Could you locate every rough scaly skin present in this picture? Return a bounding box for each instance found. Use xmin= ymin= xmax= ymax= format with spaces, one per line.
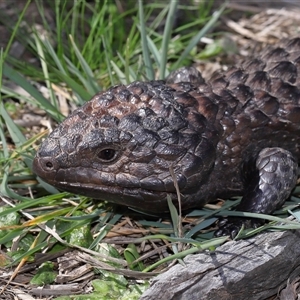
xmin=33 ymin=38 xmax=300 ymax=235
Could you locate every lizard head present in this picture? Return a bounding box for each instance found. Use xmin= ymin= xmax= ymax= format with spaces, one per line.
xmin=33 ymin=81 xmax=217 ymax=213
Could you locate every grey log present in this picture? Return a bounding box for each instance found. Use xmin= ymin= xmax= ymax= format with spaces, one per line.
xmin=140 ymin=230 xmax=300 ymax=300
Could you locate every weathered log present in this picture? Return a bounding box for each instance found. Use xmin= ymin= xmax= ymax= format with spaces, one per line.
xmin=140 ymin=230 xmax=300 ymax=300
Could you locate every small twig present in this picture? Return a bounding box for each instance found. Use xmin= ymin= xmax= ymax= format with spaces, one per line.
xmin=169 ymin=165 xmax=183 ymax=239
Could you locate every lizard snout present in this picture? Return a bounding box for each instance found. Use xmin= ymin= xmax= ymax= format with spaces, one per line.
xmin=32 ymin=155 xmax=59 ymax=182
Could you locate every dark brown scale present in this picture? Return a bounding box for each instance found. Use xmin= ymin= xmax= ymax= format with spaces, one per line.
xmin=33 ymin=38 xmax=300 ymax=237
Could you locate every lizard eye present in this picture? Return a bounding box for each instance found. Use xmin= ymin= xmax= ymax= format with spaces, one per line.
xmin=97 ymin=148 xmax=117 ymax=162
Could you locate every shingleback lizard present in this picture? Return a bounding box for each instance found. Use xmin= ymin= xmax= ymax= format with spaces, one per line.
xmin=33 ymin=38 xmax=300 ymax=237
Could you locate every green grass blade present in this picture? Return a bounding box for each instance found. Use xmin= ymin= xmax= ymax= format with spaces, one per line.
xmin=159 ymin=1 xmax=178 ymax=79
xmin=1 ymin=194 xmax=71 ymax=218
xmin=146 ymin=35 xmax=161 ymax=68
xmin=185 ymin=218 xmax=218 ymax=238
xmin=167 ymin=195 xmax=181 ymax=238
xmin=34 ymin=34 xmax=57 ymax=108
xmin=173 ymin=4 xmax=226 ymax=70
xmin=51 ymin=67 xmax=92 ymax=104
xmin=110 ymin=61 xmax=127 ymax=84
xmin=102 ymin=36 xmax=115 ymax=86
xmin=43 ymin=38 xmax=67 ymax=74
xmin=69 ymin=35 xmax=100 ymax=95
xmin=89 ymin=213 xmax=123 ymax=249
xmin=142 ymin=236 xmax=228 ymax=272
xmin=2 ymin=63 xmax=62 ymax=122
xmin=1 ymin=103 xmax=26 ymax=147
xmin=116 ymin=52 xmax=136 ymax=82
xmin=3 ymin=0 xmax=31 ymax=59
xmin=138 ymin=0 xmax=154 ymax=80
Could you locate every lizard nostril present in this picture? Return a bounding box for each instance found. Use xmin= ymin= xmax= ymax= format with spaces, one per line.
xmin=45 ymin=161 xmax=54 ymax=169
xmin=32 ymin=156 xmax=57 ymax=181
xmin=34 ymin=157 xmax=57 ymax=173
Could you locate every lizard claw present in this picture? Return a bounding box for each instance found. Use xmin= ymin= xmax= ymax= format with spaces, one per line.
xmin=214 ymin=217 xmax=264 ymax=239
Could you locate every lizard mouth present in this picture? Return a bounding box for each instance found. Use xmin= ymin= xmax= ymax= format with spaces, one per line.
xmin=33 ymin=156 xmax=175 ymax=213
xmin=56 ymin=181 xmax=171 ymax=212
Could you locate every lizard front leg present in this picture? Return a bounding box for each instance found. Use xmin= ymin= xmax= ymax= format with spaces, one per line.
xmin=215 ymin=147 xmax=298 ymax=238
